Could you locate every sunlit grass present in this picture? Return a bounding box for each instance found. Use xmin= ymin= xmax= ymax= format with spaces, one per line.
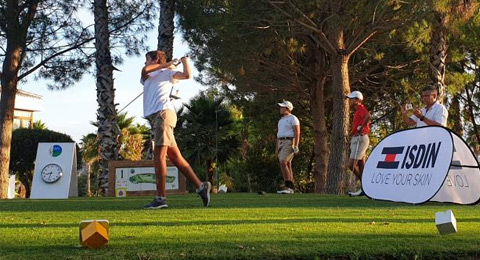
xmin=1 ymin=193 xmax=479 ymax=259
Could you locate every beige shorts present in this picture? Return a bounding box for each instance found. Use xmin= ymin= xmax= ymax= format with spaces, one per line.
xmin=350 ymin=135 xmax=369 ymax=160
xmin=277 ymin=139 xmax=294 ymax=162
xmin=148 ymin=109 xmax=177 ymax=147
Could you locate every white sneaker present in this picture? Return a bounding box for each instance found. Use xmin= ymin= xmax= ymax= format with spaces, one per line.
xmin=277 ymin=188 xmax=294 ymax=194
xmin=348 ymin=189 xmax=364 ymax=197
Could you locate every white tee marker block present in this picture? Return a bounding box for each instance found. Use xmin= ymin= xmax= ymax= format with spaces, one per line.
xmin=435 ymin=210 xmax=457 ymax=235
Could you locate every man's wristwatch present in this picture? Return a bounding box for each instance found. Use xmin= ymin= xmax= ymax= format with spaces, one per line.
xmin=420 ymin=115 xmax=425 ymax=121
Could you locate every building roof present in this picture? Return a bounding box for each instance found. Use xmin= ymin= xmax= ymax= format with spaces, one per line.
xmin=0 ymin=87 xmax=43 ymax=112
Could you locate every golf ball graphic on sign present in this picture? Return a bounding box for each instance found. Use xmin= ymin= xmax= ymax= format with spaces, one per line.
xmin=49 ymin=145 xmax=62 ymax=157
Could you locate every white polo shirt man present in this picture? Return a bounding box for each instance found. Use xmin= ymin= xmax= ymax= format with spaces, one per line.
xmin=276 ymin=101 xmax=300 ymax=194
xmin=410 ymin=101 xmax=448 ymax=127
xmin=401 ymin=86 xmax=448 ymax=128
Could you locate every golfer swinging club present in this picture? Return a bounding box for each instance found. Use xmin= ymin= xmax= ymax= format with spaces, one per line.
xmin=346 ymin=91 xmax=371 ymax=197
xmin=141 ymin=50 xmax=211 ymax=209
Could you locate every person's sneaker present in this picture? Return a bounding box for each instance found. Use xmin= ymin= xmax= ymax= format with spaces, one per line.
xmin=143 ymin=197 xmax=168 ymax=209
xmin=277 ymin=188 xmax=294 ymax=194
xmin=196 ymin=181 xmax=211 ymax=207
xmin=348 ymin=189 xmax=365 ymax=197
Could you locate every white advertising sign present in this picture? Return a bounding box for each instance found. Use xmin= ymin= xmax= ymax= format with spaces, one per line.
xmin=362 ymin=127 xmax=453 ymax=204
xmin=30 ymin=143 xmax=78 ymax=199
xmin=114 ymin=166 xmax=179 ymax=196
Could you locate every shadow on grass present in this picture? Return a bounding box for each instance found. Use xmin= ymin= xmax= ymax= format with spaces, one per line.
xmin=1 ymin=215 xmax=480 ymax=229
xmin=0 ymin=193 xmax=477 ymax=212
xmin=2 ymin=234 xmax=480 ymax=260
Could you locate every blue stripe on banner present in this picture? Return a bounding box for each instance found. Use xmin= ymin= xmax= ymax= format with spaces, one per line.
xmin=377 ymin=161 xmax=400 ymax=169
xmin=381 ymin=147 xmax=404 ymax=154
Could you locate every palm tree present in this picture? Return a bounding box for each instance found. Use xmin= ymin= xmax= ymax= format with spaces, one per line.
xmin=428 ymin=0 xmax=479 ymax=101
xmin=116 ymin=113 xmax=147 ymax=161
xmin=93 ymin=0 xmax=120 ymax=195
xmin=32 ymin=120 xmax=47 ymax=130
xmin=176 ymin=93 xmax=242 ymax=185
xmin=158 ymin=0 xmax=176 ymax=60
xmin=83 ymin=112 xmax=149 ymax=194
xmin=90 ymin=112 xmax=150 ymax=161
xmin=80 ymin=133 xmax=100 ymax=197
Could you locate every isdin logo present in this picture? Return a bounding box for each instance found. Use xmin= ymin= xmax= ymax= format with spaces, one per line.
xmin=377 ymin=142 xmax=442 ymax=170
xmin=49 ymin=145 xmax=62 ymax=157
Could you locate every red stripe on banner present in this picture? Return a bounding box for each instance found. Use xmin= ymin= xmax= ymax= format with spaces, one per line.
xmin=385 ymin=154 xmax=396 ymax=162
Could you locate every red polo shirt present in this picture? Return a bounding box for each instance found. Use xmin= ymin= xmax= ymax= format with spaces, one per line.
xmin=352 ymin=103 xmax=370 ymax=135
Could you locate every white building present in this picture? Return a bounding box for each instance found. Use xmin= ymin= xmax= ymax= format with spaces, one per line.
xmin=0 ymin=87 xmax=43 ymax=198
xmin=0 ymin=87 xmax=43 ymax=129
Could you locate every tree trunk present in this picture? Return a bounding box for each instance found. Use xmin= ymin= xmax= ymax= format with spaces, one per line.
xmin=206 ymin=159 xmax=214 ymax=184
xmin=87 ymin=163 xmax=91 ymax=197
xmin=428 ymin=13 xmax=448 ymax=101
xmin=324 ymin=23 xmax=351 ymax=194
xmin=0 ymin=0 xmax=39 ymax=199
xmin=94 ymin=0 xmax=119 ymax=196
xmin=326 ymin=54 xmax=350 ymax=195
xmin=311 ymin=83 xmax=328 ymax=193
xmin=465 ymin=84 xmax=480 ymax=147
xmin=158 ymin=0 xmax=176 ymax=61
xmin=450 ymin=93 xmax=463 ymax=136
xmin=308 ymin=42 xmax=329 ymax=193
xmin=0 ymin=65 xmax=18 ymax=199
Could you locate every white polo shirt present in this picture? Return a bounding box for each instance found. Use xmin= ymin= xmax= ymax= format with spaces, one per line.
xmin=277 ymin=114 xmax=300 ymax=138
xmin=141 ymin=69 xmax=178 ymax=117
xmin=410 ymin=101 xmax=448 ymax=127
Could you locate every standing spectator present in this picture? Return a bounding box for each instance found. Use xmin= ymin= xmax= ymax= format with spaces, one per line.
xmin=346 ymin=91 xmax=371 ymax=197
xmin=276 ymin=101 xmax=300 ymax=194
xmin=141 ymin=50 xmax=211 ymax=209
xmin=401 ymin=85 xmax=448 ymax=127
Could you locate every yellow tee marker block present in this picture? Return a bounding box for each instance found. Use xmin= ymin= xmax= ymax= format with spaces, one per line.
xmin=79 ymin=220 xmax=109 ymax=248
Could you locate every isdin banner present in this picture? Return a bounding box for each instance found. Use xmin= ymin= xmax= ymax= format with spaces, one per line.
xmin=362 ymin=126 xmax=480 ymax=205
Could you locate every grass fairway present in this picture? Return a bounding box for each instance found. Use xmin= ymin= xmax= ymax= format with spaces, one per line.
xmin=1 ymin=193 xmax=479 ymax=260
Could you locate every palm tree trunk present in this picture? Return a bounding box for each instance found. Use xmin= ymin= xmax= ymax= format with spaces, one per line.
xmin=94 ymin=0 xmax=119 ymax=195
xmin=465 ymin=84 xmax=480 ymax=147
xmin=428 ymin=0 xmax=479 ymax=102
xmin=450 ymin=93 xmax=463 ymax=135
xmin=428 ymin=13 xmax=448 ymax=101
xmin=158 ymin=0 xmax=175 ymax=61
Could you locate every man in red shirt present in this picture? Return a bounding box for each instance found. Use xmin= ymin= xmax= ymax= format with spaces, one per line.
xmin=346 ymin=91 xmax=371 ymax=196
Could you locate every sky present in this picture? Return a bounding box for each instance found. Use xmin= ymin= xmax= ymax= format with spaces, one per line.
xmin=20 ymin=33 xmax=205 ymax=143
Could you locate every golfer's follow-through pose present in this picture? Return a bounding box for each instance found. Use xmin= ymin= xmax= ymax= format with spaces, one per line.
xmin=346 ymin=91 xmax=371 ymax=197
xmin=141 ymin=50 xmax=211 ymax=209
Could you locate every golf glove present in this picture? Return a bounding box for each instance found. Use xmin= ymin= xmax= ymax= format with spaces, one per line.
xmin=293 ymin=146 xmax=299 ymax=154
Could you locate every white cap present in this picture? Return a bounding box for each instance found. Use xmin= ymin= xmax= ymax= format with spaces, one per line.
xmin=277 ymin=101 xmax=293 ymax=111
xmin=346 ymin=91 xmax=363 ymax=100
